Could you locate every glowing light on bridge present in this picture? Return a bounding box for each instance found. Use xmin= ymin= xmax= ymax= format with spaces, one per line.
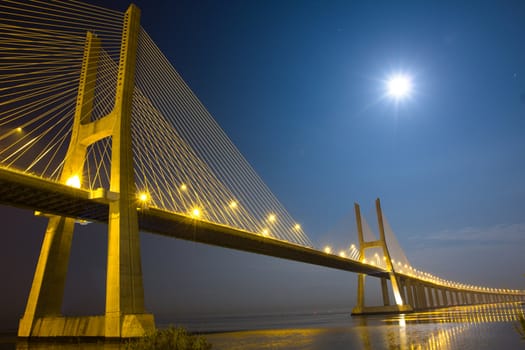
xmin=323 ymin=246 xmax=332 ymax=254
xmin=180 ymin=184 xmax=187 ymax=191
xmin=138 ymin=192 xmax=149 ymax=202
xmin=261 ymin=228 xmax=269 ymax=236
xmin=16 ymin=127 xmax=22 ymax=133
xmin=65 ymin=175 xmax=81 ymax=188
xmin=339 ymin=251 xmax=346 ymax=258
xmin=228 ymin=200 xmax=238 ymax=209
xmin=294 ymin=223 xmax=301 ymax=230
xmin=190 ymin=207 xmax=201 ymax=218
xmin=267 ymin=213 xmax=276 ymax=223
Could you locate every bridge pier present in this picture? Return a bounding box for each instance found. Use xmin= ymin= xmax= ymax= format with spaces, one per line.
xmin=398 ymin=278 xmax=407 ymax=305
xmin=18 ymin=4 xmax=154 ymax=339
xmin=405 ymin=279 xmax=415 ymax=307
xmin=427 ymin=286 xmax=435 ymax=307
xmin=18 ymin=217 xmax=76 ymax=337
xmin=441 ymin=288 xmax=449 ymax=307
xmin=351 ymin=200 xmax=412 ymax=315
xmin=419 ymin=284 xmax=429 ymax=309
xmin=381 ymin=278 xmax=391 ymax=306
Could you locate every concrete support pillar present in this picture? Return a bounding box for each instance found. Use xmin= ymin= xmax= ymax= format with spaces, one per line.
xmin=104 ymin=5 xmax=154 ymax=338
xmin=18 ymin=217 xmax=76 ymax=336
xmin=418 ymin=284 xmax=428 ymax=309
xmin=355 ymin=273 xmax=366 ymax=312
xmin=351 ymin=201 xmax=412 ymax=315
xmin=18 ymin=31 xmax=100 ymax=338
xmin=441 ymin=289 xmax=448 ymax=307
xmin=405 ymin=279 xmax=415 ymax=308
xmin=398 ymin=278 xmax=407 ymax=305
xmin=414 ymin=284 xmax=422 ymax=310
xmin=18 ymin=5 xmax=155 ymax=339
xmin=381 ymin=278 xmax=391 ymax=306
xmin=427 ymin=287 xmax=435 ymax=308
xmin=433 ymin=288 xmax=440 ymax=307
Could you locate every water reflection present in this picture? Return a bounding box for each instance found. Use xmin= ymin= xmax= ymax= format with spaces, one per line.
xmin=359 ymin=302 xmax=525 ymax=350
xmin=208 ymin=302 xmax=525 ymax=350
xmin=9 ymin=302 xmax=525 ymax=350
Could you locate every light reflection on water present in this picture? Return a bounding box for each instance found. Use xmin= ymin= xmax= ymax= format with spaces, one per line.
xmin=3 ymin=302 xmax=524 ymax=350
xmin=207 ymin=303 xmax=525 ymax=350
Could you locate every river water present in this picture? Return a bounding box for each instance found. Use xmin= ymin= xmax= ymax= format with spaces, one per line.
xmin=1 ymin=302 xmax=523 ymax=349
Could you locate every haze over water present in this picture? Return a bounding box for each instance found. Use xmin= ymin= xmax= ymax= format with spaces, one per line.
xmin=2 ymin=303 xmax=523 ymax=350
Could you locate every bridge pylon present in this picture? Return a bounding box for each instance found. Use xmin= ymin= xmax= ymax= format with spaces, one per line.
xmin=351 ymin=198 xmax=413 ymax=315
xmin=18 ymin=4 xmax=155 ymax=338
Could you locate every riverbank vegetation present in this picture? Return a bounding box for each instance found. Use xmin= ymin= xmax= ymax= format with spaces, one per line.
xmin=516 ymin=316 xmax=525 ymax=340
xmin=126 ymin=327 xmax=212 ymax=350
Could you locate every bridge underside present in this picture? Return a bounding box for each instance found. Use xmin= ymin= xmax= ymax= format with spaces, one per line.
xmin=0 ymin=167 xmax=386 ymax=277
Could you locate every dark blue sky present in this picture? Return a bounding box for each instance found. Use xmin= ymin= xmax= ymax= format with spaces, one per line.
xmin=2 ymin=0 xmax=525 ymax=329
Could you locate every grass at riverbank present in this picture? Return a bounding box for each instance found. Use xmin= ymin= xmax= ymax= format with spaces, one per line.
xmin=126 ymin=327 xmax=212 ymax=350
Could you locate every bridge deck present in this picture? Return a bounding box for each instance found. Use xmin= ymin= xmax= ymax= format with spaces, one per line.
xmin=0 ymin=167 xmax=386 ymax=277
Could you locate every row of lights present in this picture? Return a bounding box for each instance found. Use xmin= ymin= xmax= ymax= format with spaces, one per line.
xmin=321 ymin=241 xmax=524 ymax=295
xmin=137 ymin=189 xmax=302 ymax=237
xmin=66 ymin=177 xmax=304 ymax=237
xmin=64 ymin=173 xmax=525 ymax=297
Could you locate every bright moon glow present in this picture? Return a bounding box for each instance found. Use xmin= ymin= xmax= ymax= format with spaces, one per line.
xmin=387 ymin=74 xmax=412 ymax=100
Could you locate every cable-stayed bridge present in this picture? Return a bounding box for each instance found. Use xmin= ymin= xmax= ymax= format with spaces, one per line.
xmin=0 ymin=0 xmax=523 ymax=338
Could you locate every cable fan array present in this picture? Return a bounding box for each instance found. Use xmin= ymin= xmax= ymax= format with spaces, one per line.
xmin=0 ymin=0 xmax=122 ymax=185
xmin=0 ymin=0 xmax=313 ymax=247
xmin=132 ymin=29 xmax=312 ymax=246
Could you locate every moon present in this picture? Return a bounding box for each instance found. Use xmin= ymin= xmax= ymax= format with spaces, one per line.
xmin=386 ymin=74 xmax=413 ymax=100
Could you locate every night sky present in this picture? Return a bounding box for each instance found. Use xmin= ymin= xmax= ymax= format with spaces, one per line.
xmin=2 ymin=0 xmax=525 ymax=330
